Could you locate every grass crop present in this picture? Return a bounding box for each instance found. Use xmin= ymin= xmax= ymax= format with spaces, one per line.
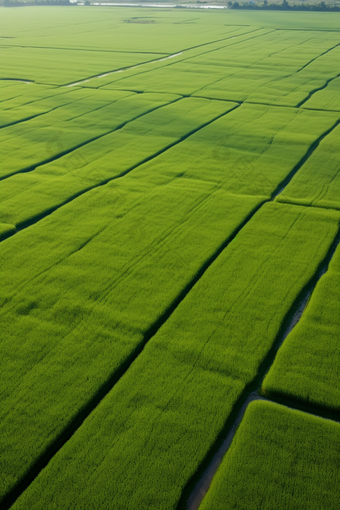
xmin=0 ymin=90 xmax=179 ymax=179
xmin=200 ymin=400 xmax=340 ymax=510
xmin=0 ymin=96 xmax=231 ymax=227
xmin=1 ymin=102 xmax=338 ymax=228
xmin=8 ymin=202 xmax=340 ymax=510
xmin=0 ymin=180 xmax=263 ymax=501
xmin=1 ymin=7 xmax=340 ymax=509
xmin=276 ymin=123 xmax=340 ymax=210
xmin=0 ymin=222 xmax=16 ymax=241
xmin=262 ymin=244 xmax=340 ymax=413
xmin=304 ymin=75 xmax=340 ymax=111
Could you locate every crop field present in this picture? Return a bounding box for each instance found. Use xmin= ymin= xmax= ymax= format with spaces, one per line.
xmin=199 ymin=400 xmax=340 ymax=510
xmin=262 ymin=243 xmax=340 ymax=413
xmin=0 ymin=6 xmax=340 ymax=510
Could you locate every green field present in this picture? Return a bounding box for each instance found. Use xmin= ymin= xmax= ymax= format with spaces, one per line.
xmin=200 ymin=400 xmax=340 ymax=510
xmin=262 ymin=243 xmax=340 ymax=413
xmin=1 ymin=6 xmax=340 ymax=510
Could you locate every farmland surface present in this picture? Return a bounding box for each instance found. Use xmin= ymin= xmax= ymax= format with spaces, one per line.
xmin=1 ymin=7 xmax=340 ymax=510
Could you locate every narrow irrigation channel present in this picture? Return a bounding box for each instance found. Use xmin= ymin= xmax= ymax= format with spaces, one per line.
xmin=181 ymin=228 xmax=340 ymax=510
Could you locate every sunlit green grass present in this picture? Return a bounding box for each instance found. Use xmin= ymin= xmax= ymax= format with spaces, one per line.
xmin=262 ymin=244 xmax=340 ymax=412
xmin=200 ymin=400 xmax=340 ymax=510
xmin=8 ymin=203 xmax=340 ymax=510
xmin=277 ymin=123 xmax=340 ymax=210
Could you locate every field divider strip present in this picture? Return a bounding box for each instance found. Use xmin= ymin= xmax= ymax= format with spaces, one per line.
xmin=298 ymin=72 xmax=340 ymax=108
xmin=0 ymin=196 xmax=266 ymax=510
xmin=180 ymin=225 xmax=340 ymax=510
xmin=91 ymin=28 xmax=269 ymax=90
xmin=1 ymin=103 xmax=241 ymax=241
xmin=284 ymin=42 xmax=340 ymax=78
xmin=2 ymin=108 xmax=337 ymax=505
xmin=272 ymin=118 xmax=340 ymax=198
xmin=0 ymin=96 xmax=182 ymax=183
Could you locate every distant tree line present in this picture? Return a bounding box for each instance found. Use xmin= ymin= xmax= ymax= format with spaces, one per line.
xmin=227 ymin=0 xmax=340 ymax=11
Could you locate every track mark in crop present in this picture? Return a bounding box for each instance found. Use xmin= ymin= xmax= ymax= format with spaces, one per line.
xmin=0 ymin=97 xmax=180 ymax=182
xmin=298 ymin=72 xmax=340 ymax=108
xmin=180 ymin=226 xmax=340 ymax=510
xmin=1 ymin=103 xmax=241 ymax=241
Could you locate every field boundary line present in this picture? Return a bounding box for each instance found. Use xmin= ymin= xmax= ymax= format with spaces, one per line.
xmin=0 ymin=103 xmax=241 ymax=241
xmin=88 ymin=29 xmax=270 ymax=91
xmin=179 ymin=225 xmax=340 ymax=510
xmin=0 ymin=96 xmax=181 ymax=183
xmin=298 ymin=72 xmax=340 ymax=108
xmin=0 ymin=196 xmax=265 ymax=510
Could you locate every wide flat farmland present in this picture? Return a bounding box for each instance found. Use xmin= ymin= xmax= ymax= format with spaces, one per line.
xmin=0 ymin=7 xmax=339 ymax=510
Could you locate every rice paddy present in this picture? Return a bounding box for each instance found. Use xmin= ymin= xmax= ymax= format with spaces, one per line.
xmin=1 ymin=6 xmax=339 ymax=510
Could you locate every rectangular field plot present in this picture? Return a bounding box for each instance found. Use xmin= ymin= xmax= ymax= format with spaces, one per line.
xmin=304 ymin=75 xmax=340 ymax=111
xmin=0 ymin=90 xmax=181 ymax=180
xmin=0 ymin=96 xmax=232 ymax=227
xmin=102 ymin=30 xmax=340 ymax=106
xmin=1 ymin=102 xmax=339 ymax=229
xmin=277 ymin=123 xmax=340 ymax=210
xmin=0 ymin=46 xmax=170 ymax=86
xmin=6 ymin=203 xmax=340 ymax=510
xmin=199 ymin=400 xmax=340 ymax=510
xmin=0 ymin=181 xmax=263 ymax=502
xmin=262 ymin=244 xmax=340 ymax=413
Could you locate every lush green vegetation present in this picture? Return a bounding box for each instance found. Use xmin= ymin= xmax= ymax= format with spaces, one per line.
xmin=200 ymin=400 xmax=340 ymax=510
xmin=0 ymin=183 xmax=263 ymax=500
xmin=1 ymin=7 xmax=340 ymax=509
xmin=8 ymin=203 xmax=340 ymax=509
xmin=2 ymin=101 xmax=338 ymax=228
xmin=262 ymin=244 xmax=340 ymax=412
xmin=277 ymin=123 xmax=340 ymax=210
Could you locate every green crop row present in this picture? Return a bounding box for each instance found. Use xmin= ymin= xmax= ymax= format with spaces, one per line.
xmin=101 ymin=30 xmax=340 ymax=107
xmin=1 ymin=102 xmax=338 ymax=228
xmin=304 ymin=75 xmax=340 ymax=111
xmin=200 ymin=400 xmax=340 ymax=510
xmin=0 ymin=177 xmax=263 ymax=500
xmin=0 ymin=90 xmax=180 ymax=179
xmin=8 ymin=202 xmax=340 ymax=509
xmin=0 ymin=96 xmax=231 ymax=227
xmin=0 ymin=86 xmax=133 ymax=128
xmin=262 ymin=243 xmax=340 ymax=413
xmin=277 ymin=123 xmax=340 ymax=210
xmin=0 ymin=46 xmax=170 ymax=86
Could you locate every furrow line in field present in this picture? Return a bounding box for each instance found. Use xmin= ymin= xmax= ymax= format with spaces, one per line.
xmin=272 ymin=118 xmax=340 ymax=198
xmin=0 ymin=197 xmax=265 ymax=510
xmin=64 ymin=29 xmax=264 ymax=88
xmin=298 ymin=72 xmax=340 ymax=108
xmin=3 ymin=112 xmax=336 ymax=504
xmin=286 ymin=42 xmax=340 ymax=77
xmin=0 ymin=44 xmax=168 ymax=55
xmin=80 ymin=29 xmax=268 ymax=92
xmin=181 ymin=227 xmax=340 ymax=510
xmin=0 ymin=99 xmax=87 ymax=129
xmin=0 ymin=96 xmax=181 ymax=183
xmin=0 ymin=103 xmax=241 ymax=241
